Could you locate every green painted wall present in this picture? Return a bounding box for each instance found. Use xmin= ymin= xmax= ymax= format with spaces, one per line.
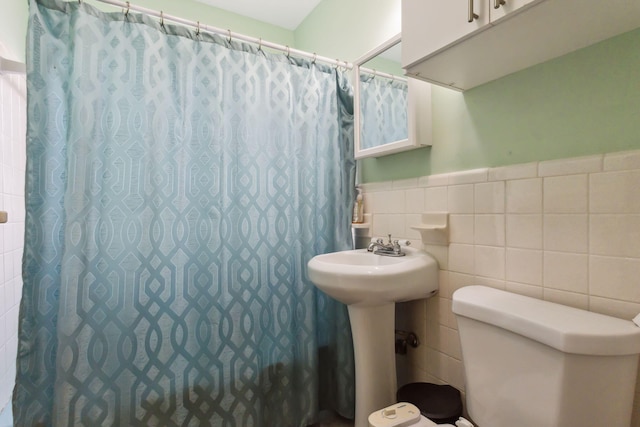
xmin=359 ymin=27 xmax=640 ymax=182
xmin=362 ymin=56 xmax=403 ymax=78
xmin=5 ymin=0 xmax=638 ymax=184
xmin=121 ymin=0 xmax=294 ymax=45
xmin=0 ymin=0 xmax=29 ymax=60
xmin=0 ymin=0 xmax=294 ymax=62
xmin=295 ymin=1 xmax=640 ymax=183
xmin=3 ymin=0 xmax=401 ymax=65
xmin=294 ymin=0 xmax=401 ymax=64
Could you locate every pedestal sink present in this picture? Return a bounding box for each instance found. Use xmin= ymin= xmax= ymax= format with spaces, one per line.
xmin=308 ymin=246 xmax=438 ymax=427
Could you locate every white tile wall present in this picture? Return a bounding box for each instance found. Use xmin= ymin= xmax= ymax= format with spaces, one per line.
xmin=362 ymin=148 xmax=640 ymax=426
xmin=0 ymin=71 xmax=26 ymax=411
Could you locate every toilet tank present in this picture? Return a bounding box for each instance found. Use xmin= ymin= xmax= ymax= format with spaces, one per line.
xmin=452 ymin=286 xmax=640 ymax=427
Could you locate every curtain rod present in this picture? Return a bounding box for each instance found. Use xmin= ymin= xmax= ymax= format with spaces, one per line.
xmin=92 ymin=0 xmax=352 ymax=69
xmin=0 ymin=56 xmax=26 ymax=74
xmin=359 ymin=69 xmax=407 ymax=83
xmin=91 ymin=0 xmax=407 ymax=82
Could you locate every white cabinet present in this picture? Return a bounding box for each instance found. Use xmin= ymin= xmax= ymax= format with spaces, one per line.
xmin=402 ymin=0 xmax=640 ymax=91
xmin=489 ymin=0 xmax=540 ymax=22
xmin=402 ymin=0 xmax=491 ymax=67
xmin=402 ymin=0 xmax=539 ymax=68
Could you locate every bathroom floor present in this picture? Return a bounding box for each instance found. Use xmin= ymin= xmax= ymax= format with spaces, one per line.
xmin=0 ymin=405 xmax=354 ymax=427
xmin=311 ymin=411 xmax=354 ymax=427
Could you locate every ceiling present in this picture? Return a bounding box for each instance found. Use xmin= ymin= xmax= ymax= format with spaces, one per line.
xmin=194 ymin=0 xmax=323 ymax=30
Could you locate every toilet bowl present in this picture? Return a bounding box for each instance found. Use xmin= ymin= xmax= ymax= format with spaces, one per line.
xmin=368 ymin=402 xmax=472 ymax=427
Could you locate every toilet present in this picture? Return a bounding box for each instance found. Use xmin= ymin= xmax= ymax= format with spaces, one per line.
xmin=452 ymin=285 xmax=640 ymax=427
xmin=370 ymin=285 xmax=640 ymax=427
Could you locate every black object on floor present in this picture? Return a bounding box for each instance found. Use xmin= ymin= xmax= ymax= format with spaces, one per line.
xmin=396 ymin=382 xmax=463 ymax=424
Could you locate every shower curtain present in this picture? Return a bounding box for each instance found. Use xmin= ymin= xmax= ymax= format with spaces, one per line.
xmin=359 ymin=75 xmax=408 ymax=149
xmin=15 ymin=0 xmax=356 ymax=425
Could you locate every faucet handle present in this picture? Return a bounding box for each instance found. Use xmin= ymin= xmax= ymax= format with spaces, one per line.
xmin=393 ymin=239 xmax=412 ymax=254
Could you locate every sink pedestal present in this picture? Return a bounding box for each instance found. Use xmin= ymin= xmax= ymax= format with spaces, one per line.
xmin=307 ymin=247 xmax=439 ymax=427
xmin=348 ymin=303 xmax=397 ymax=427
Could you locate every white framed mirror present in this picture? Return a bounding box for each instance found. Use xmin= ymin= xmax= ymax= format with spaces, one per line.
xmin=353 ymin=34 xmax=431 ymax=159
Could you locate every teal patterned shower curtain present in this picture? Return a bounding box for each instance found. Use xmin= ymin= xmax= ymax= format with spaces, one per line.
xmin=359 ymin=75 xmax=408 ymax=150
xmin=15 ymin=0 xmax=356 ymax=425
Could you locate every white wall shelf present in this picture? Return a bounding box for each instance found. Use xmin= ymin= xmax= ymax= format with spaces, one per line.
xmin=352 ymin=213 xmax=372 ymax=230
xmin=411 ymin=212 xmax=449 ymax=245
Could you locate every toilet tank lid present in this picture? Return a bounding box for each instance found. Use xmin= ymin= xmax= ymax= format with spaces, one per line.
xmin=452 ymin=286 xmax=640 ymax=356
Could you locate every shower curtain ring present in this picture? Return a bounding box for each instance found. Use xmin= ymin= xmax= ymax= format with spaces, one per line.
xmin=227 ymin=30 xmax=232 ymax=43
xmin=286 ymin=45 xmax=291 ymax=58
xmin=196 ymin=21 xmax=200 ymax=36
xmin=124 ymin=1 xmax=130 ymax=17
xmin=258 ymin=38 xmax=262 ymax=52
xmin=160 ymin=11 xmax=165 ymax=28
xmin=312 ymin=53 xmax=317 ymax=64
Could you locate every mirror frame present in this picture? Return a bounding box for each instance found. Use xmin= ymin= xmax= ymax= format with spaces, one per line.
xmin=353 ymin=34 xmax=427 ymax=160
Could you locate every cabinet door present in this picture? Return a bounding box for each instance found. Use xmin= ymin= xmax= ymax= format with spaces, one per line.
xmin=402 ymin=0 xmax=490 ymax=67
xmin=489 ymin=0 xmax=542 ymax=22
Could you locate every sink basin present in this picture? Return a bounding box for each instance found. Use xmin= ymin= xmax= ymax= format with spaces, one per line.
xmin=307 ymin=246 xmax=438 ymax=306
xmin=308 ymin=246 xmax=439 ymax=427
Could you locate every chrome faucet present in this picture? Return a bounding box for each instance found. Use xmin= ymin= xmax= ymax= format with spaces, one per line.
xmin=367 ymin=234 xmax=408 ymax=257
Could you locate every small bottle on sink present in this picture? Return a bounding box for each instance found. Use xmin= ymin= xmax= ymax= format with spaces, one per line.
xmin=352 ymin=187 xmax=364 ymax=224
